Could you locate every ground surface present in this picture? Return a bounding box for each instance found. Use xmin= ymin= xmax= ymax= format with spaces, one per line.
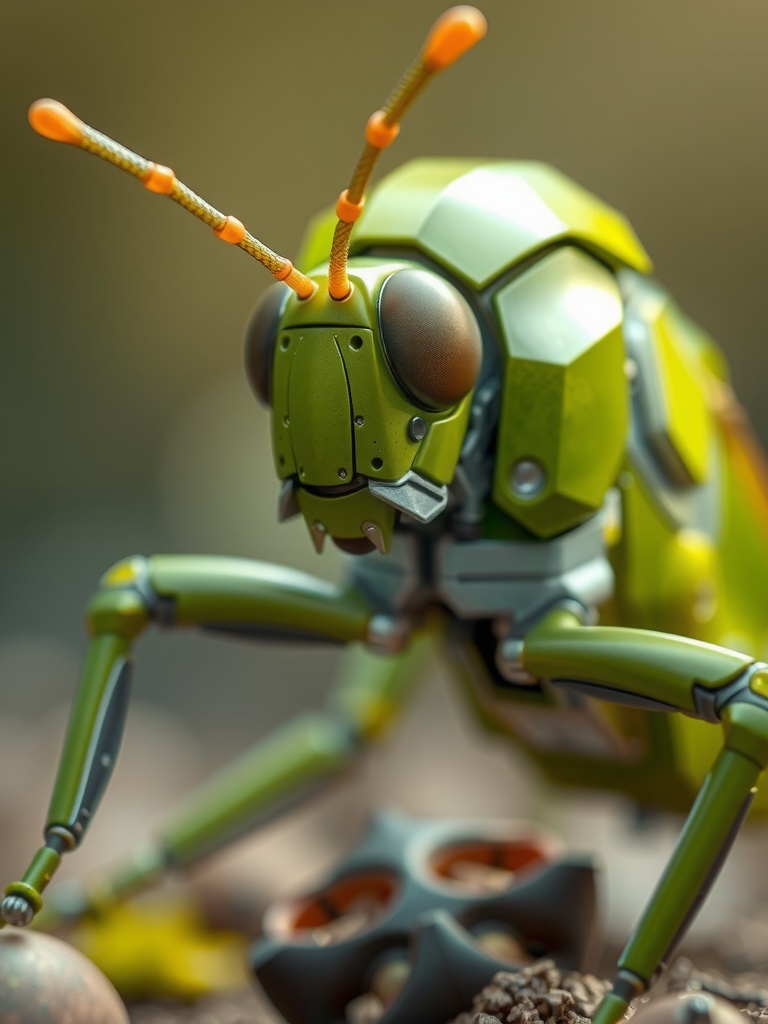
xmin=124 ymin=955 xmax=768 ymax=1024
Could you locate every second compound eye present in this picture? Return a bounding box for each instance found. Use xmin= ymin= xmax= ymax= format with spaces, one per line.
xmin=243 ymin=282 xmax=290 ymax=407
xmin=378 ymin=269 xmax=482 ymax=411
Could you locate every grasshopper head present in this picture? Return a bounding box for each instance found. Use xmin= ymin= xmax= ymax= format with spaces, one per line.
xmin=245 ymin=262 xmax=481 ymax=554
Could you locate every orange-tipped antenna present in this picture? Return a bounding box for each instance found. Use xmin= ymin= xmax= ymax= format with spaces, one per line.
xmin=28 ymin=99 xmax=316 ymax=300
xmin=327 ymin=6 xmax=487 ymax=300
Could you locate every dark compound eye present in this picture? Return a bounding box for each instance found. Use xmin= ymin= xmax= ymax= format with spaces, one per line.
xmin=378 ymin=269 xmax=482 ymax=411
xmin=243 ymin=282 xmax=290 ymax=407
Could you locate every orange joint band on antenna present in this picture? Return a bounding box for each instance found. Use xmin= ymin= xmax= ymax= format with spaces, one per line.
xmin=422 ymin=6 xmax=488 ymax=71
xmin=28 ymin=99 xmax=85 ymax=146
xmin=143 ymin=163 xmax=176 ymax=194
xmin=284 ymin=269 xmax=316 ymax=300
xmin=213 ymin=215 xmax=246 ymax=244
xmin=365 ymin=111 xmax=400 ymax=149
xmin=273 ymin=260 xmax=296 ymax=282
xmin=273 ymin=262 xmax=316 ymax=299
xmin=335 ymin=190 xmax=365 ymax=224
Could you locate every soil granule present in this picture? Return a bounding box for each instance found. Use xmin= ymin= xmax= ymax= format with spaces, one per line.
xmin=451 ymin=960 xmax=611 ymax=1024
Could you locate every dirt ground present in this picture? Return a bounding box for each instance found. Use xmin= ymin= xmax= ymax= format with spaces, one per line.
xmin=125 ymin=944 xmax=768 ymax=1024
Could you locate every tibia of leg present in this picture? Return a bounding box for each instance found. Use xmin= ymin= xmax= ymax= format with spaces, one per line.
xmin=592 ymin=744 xmax=762 ymax=1024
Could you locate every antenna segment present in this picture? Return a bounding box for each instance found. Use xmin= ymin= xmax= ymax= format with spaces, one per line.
xmin=28 ymin=99 xmax=316 ymax=300
xmin=327 ymin=6 xmax=487 ymax=300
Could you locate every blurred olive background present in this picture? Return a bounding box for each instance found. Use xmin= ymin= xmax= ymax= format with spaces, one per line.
xmin=2 ymin=0 xmax=768 ymax=937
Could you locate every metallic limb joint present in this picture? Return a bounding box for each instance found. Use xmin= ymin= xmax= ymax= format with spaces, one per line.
xmin=366 ymin=613 xmax=411 ymax=654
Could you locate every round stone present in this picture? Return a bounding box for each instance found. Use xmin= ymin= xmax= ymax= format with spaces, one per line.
xmin=0 ymin=929 xmax=129 ymax=1024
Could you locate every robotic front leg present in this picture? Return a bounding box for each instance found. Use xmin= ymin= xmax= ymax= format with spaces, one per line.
xmin=522 ymin=607 xmax=768 ymax=1024
xmin=2 ymin=553 xmax=424 ymax=927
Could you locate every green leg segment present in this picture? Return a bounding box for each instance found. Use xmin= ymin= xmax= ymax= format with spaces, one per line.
xmin=327 ymin=631 xmax=433 ymax=742
xmin=4 ymin=552 xmax=421 ymax=927
xmin=33 ymin=710 xmax=367 ymax=928
xmin=521 ymin=606 xmax=768 ymax=1024
xmin=592 ymin=746 xmax=761 ymax=1024
xmin=60 ymin=634 xmax=434 ymax=923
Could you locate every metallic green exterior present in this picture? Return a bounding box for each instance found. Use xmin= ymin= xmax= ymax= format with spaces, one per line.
xmin=611 ymin=749 xmax=761 ymax=1005
xmin=328 ymin=631 xmax=433 ymax=739
xmin=296 ymin=485 xmax=396 ymax=547
xmin=592 ymin=746 xmax=762 ymax=1024
xmin=492 ymin=247 xmax=628 ymax=537
xmin=148 ymin=555 xmax=371 ymax=641
xmin=163 ymin=713 xmax=358 ymax=865
xmin=300 ymin=159 xmax=652 ymax=288
xmin=722 ymin=701 xmax=768 ymax=767
xmin=635 ymin=284 xmax=712 ymax=486
xmin=39 ymin=552 xmax=377 ymax=871
xmin=284 ymin=331 xmax=354 ymax=486
xmin=47 ymin=634 xmax=129 ymax=829
xmin=522 ymin=608 xmax=752 ymax=711
xmin=28 ymin=610 xmax=432 ymax=933
xmin=7 ymin=850 xmax=60 ymax=910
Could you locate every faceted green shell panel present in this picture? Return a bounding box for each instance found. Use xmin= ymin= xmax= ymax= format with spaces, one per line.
xmin=636 ymin=289 xmax=713 ymax=487
xmin=492 ymin=247 xmax=628 ymax=537
xmin=299 ymin=159 xmax=652 ymax=288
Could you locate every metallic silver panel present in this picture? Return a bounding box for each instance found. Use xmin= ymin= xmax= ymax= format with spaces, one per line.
xmin=369 ymin=471 xmax=448 ymax=524
xmin=435 ymin=510 xmax=614 ymax=622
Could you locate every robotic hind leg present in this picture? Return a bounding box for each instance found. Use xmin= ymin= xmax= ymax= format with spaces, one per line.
xmin=2 ymin=553 xmax=428 ymax=927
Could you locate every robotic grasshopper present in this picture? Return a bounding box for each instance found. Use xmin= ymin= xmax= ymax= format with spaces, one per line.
xmin=5 ymin=6 xmax=768 ymax=1023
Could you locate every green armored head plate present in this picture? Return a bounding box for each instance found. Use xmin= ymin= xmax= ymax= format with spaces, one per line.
xmin=244 ymin=260 xmax=481 ymax=555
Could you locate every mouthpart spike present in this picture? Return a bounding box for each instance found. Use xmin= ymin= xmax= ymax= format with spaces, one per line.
xmin=422 ymin=6 xmax=488 ymax=71
xmin=309 ymin=521 xmax=327 ymax=554
xmin=362 ymin=520 xmax=388 ymax=555
xmin=278 ymin=479 xmax=301 ymax=522
xmin=28 ymin=99 xmax=85 ymax=146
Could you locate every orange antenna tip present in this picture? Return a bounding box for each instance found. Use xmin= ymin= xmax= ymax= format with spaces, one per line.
xmin=28 ymin=98 xmax=85 ymax=146
xmin=422 ymin=6 xmax=487 ymax=71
